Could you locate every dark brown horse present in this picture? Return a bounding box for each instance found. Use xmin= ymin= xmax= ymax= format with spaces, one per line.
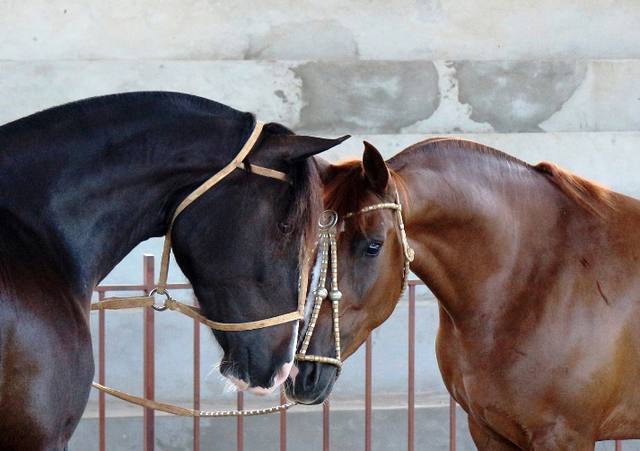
xmin=0 ymin=92 xmax=347 ymax=450
xmin=288 ymin=139 xmax=640 ymax=450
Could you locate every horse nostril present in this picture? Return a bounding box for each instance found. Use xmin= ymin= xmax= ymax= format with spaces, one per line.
xmin=297 ymin=363 xmax=321 ymax=390
xmin=311 ymin=366 xmax=321 ymax=387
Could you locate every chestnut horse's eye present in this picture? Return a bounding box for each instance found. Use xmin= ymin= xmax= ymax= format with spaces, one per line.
xmin=365 ymin=240 xmax=383 ymax=257
xmin=278 ymin=222 xmax=292 ymax=235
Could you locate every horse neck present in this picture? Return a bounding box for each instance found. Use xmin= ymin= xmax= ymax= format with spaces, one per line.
xmin=0 ymin=100 xmax=251 ymax=297
xmin=393 ymin=148 xmax=579 ymax=323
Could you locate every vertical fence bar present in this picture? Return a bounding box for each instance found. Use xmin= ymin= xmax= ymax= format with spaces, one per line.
xmin=615 ymin=441 xmax=623 ymax=451
xmin=98 ymin=291 xmax=106 ymax=451
xmin=143 ymin=255 xmax=155 ymax=451
xmin=280 ymin=389 xmax=287 ymax=451
xmin=365 ymin=335 xmax=373 ymax=451
xmin=237 ymin=392 xmax=244 ymax=451
xmin=408 ymin=284 xmax=416 ymax=451
xmin=323 ymin=400 xmax=331 ymax=451
xmin=449 ymin=397 xmax=457 ymax=451
xmin=193 ymin=316 xmax=201 ymax=451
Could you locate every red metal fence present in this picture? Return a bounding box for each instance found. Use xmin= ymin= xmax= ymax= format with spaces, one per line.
xmin=92 ymin=254 xmax=624 ymax=451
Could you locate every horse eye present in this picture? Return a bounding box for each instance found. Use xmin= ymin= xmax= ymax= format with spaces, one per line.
xmin=365 ymin=240 xmax=383 ymax=257
xmin=278 ymin=222 xmax=292 ymax=234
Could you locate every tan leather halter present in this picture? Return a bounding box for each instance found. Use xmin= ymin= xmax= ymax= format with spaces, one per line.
xmin=90 ymin=119 xmax=314 ymax=417
xmin=99 ymin=120 xmax=308 ymax=332
xmin=154 ymin=119 xmax=307 ymax=331
xmin=295 ymin=187 xmax=415 ymax=370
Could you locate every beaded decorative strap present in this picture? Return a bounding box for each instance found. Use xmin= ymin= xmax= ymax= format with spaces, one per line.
xmin=296 ymin=187 xmax=414 ymax=369
xmin=296 ymin=210 xmax=343 ymax=368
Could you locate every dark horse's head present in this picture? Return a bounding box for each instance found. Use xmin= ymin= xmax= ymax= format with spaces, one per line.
xmin=171 ymin=123 xmax=348 ymax=394
xmin=286 ymin=142 xmax=408 ymax=404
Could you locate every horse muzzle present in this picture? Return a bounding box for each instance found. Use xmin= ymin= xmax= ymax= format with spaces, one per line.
xmin=284 ymin=361 xmax=339 ymax=405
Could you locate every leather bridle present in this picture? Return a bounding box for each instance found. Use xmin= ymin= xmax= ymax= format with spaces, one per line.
xmin=151 ymin=119 xmax=309 ymax=331
xmin=91 ymin=119 xmax=314 ymax=417
xmin=295 ymin=187 xmax=415 ymax=370
xmin=94 ymin=120 xmax=307 ymax=331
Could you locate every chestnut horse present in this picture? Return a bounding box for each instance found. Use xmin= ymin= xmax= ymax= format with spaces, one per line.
xmin=0 ymin=92 xmax=347 ymax=450
xmin=288 ymin=139 xmax=640 ymax=450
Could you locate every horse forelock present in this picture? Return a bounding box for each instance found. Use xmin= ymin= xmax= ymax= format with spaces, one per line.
xmin=324 ymin=160 xmax=406 ymax=235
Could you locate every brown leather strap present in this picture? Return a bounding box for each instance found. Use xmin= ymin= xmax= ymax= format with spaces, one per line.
xmin=92 ymin=382 xmax=197 ymax=416
xmin=92 ymin=295 xmax=304 ymax=331
xmin=170 ymin=121 xmax=266 ymax=225
xmin=91 ymin=296 xmax=154 ymax=310
xmin=91 ymin=382 xmax=296 ymax=417
xmin=236 ymin=162 xmax=289 ymax=182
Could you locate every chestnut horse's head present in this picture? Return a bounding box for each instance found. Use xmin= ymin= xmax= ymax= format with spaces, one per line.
xmin=286 ymin=142 xmax=411 ymax=404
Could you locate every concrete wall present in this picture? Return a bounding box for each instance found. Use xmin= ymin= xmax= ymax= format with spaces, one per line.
xmin=2 ymin=1 xmax=639 ymax=449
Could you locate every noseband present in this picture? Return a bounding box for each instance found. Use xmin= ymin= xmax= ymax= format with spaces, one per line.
xmin=295 ymin=187 xmax=415 ymax=370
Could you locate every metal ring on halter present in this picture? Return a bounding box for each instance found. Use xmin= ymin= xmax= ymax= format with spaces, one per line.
xmin=149 ymin=288 xmax=171 ymax=311
xmin=318 ymin=210 xmax=339 ymax=229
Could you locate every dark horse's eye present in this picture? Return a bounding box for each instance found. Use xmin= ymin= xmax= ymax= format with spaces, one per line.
xmin=365 ymin=240 xmax=383 ymax=257
xmin=278 ymin=222 xmax=292 ymax=235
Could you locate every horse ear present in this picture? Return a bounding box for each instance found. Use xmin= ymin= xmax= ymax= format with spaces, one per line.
xmin=362 ymin=141 xmax=389 ymax=194
xmin=284 ymin=134 xmax=350 ymax=162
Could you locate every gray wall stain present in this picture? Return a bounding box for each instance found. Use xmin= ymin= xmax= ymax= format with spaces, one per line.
xmin=454 ymin=61 xmax=587 ymax=132
xmin=274 ymin=89 xmax=288 ymax=103
xmin=295 ymin=61 xmax=440 ymax=134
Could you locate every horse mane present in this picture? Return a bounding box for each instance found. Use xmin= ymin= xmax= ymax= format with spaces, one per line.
xmin=397 ymin=136 xmax=530 ymax=167
xmin=324 ymin=160 xmax=407 ymax=234
xmin=533 ymin=161 xmax=614 ymax=217
xmin=395 ymin=137 xmax=615 ymax=218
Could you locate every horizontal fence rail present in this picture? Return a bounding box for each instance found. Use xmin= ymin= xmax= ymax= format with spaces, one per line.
xmin=91 ymin=255 xmax=624 ymax=451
